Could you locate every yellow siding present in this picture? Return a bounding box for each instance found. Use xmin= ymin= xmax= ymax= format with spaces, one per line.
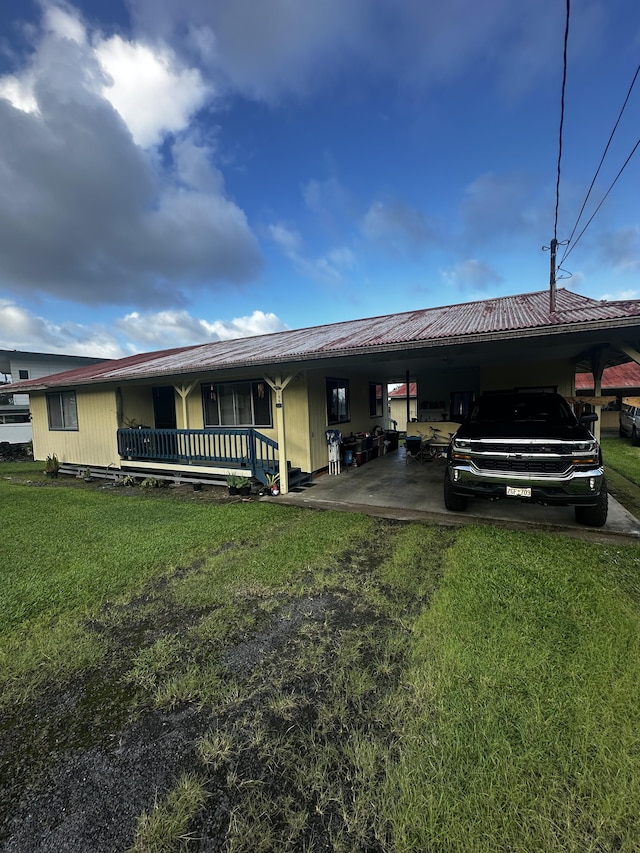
xmin=119 ymin=385 xmax=155 ymax=428
xmin=307 ymin=370 xmax=386 ymax=472
xmin=389 ymin=396 xmax=417 ymax=425
xmin=31 ymin=387 xmax=120 ymax=467
xmin=281 ymin=373 xmax=311 ymax=471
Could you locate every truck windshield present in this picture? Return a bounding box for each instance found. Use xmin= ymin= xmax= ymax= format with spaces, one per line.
xmin=468 ymin=394 xmax=574 ymax=423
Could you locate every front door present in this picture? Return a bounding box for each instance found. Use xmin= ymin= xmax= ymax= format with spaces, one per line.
xmin=153 ymin=386 xmax=177 ymax=429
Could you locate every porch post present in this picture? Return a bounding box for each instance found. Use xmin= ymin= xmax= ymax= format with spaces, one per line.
xmin=175 ymin=383 xmax=196 ymax=429
xmin=264 ymin=374 xmax=294 ymax=494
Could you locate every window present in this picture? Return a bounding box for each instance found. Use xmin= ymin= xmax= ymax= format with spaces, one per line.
xmin=369 ymin=383 xmax=383 ymax=417
xmin=202 ymin=381 xmax=272 ymax=427
xmin=326 ymin=378 xmax=350 ymax=424
xmin=450 ymin=391 xmax=475 ymax=420
xmin=46 ymin=391 xmax=78 ymax=430
xmin=18 ymin=370 xmax=29 ymax=380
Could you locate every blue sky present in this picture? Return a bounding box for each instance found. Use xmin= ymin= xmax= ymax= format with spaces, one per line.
xmin=0 ymin=0 xmax=639 ymax=358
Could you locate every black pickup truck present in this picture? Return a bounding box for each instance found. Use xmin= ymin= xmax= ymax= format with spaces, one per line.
xmin=443 ymin=389 xmax=608 ymax=527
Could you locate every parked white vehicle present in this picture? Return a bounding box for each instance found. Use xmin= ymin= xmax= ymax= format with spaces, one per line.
xmin=619 ymin=404 xmax=640 ymax=445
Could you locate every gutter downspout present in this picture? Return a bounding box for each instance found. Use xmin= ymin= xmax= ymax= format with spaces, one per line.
xmin=264 ymin=374 xmax=294 ymax=494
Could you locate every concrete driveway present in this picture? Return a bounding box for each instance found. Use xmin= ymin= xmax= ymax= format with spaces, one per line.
xmin=278 ymin=447 xmax=640 ymax=543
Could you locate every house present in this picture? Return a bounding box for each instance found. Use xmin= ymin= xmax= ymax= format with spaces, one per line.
xmin=575 ymin=362 xmax=640 ymax=429
xmin=388 ymin=383 xmax=417 ymax=425
xmin=0 ymin=349 xmax=108 ymax=445
xmin=6 ymin=287 xmax=640 ymax=493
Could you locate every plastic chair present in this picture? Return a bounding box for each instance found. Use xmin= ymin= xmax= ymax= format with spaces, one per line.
xmin=405 ymin=435 xmax=427 ymax=464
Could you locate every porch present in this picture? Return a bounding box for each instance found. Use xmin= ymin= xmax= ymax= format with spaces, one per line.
xmin=116 ymin=427 xmax=309 ymax=487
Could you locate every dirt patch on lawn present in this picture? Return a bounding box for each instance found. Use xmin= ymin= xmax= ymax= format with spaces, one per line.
xmin=0 ymin=526 xmax=438 ymax=852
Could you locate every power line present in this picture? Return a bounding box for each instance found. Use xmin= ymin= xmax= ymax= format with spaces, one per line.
xmin=547 ymin=0 xmax=571 ymax=312
xmin=559 ymin=63 xmax=640 ymax=267
xmin=561 ymin=135 xmax=640 ymax=266
xmin=553 ymin=0 xmax=571 ymax=243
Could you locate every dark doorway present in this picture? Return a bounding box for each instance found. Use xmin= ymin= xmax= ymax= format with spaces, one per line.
xmin=153 ymin=386 xmax=177 ymax=429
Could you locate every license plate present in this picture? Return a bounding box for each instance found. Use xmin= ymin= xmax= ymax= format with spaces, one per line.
xmin=506 ymin=485 xmax=532 ymax=498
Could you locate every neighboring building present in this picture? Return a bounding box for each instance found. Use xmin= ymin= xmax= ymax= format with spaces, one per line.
xmin=388 ymin=383 xmax=417 ymax=425
xmin=6 ymin=287 xmax=640 ymax=492
xmin=575 ymin=362 xmax=640 ymax=429
xmin=0 ymin=349 xmax=108 ymax=444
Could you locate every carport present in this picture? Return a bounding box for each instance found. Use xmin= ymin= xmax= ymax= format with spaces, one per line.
xmin=277 ymin=443 xmax=640 ymax=542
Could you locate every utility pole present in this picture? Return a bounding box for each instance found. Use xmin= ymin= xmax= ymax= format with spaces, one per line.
xmin=549 ymin=237 xmax=557 ymax=313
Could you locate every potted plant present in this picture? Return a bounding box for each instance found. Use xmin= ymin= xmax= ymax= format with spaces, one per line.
xmin=226 ymin=474 xmax=250 ymax=496
xmin=44 ymin=453 xmax=60 ymax=478
xmin=266 ymin=472 xmax=280 ymax=496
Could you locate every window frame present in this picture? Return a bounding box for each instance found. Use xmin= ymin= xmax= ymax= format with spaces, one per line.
xmin=18 ymin=369 xmax=29 ymax=380
xmin=46 ymin=390 xmax=78 ymax=431
xmin=369 ymin=382 xmax=383 ymax=418
xmin=201 ymin=380 xmax=273 ymax=428
xmin=326 ymin=377 xmax=351 ymax=425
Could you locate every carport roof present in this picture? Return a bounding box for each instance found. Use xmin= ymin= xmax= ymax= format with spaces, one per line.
xmin=7 ymin=287 xmax=640 ymax=391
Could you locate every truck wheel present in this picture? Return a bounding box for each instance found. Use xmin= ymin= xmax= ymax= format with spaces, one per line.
xmin=444 ymin=469 xmax=468 ymax=512
xmin=575 ymin=480 xmax=608 ymax=528
xmin=632 ymin=427 xmax=640 ymax=447
xmin=619 ymin=423 xmax=625 ymax=437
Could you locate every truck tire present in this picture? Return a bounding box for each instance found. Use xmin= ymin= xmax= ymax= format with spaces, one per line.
xmin=444 ymin=469 xmax=468 ymax=512
xmin=632 ymin=427 xmax=640 ymax=447
xmin=575 ymin=480 xmax=608 ymax=527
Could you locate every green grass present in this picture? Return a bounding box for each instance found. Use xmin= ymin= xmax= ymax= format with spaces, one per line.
xmin=600 ymin=436 xmax=640 ymax=517
xmin=2 ymin=463 xmax=640 ymax=851
xmin=386 ymin=525 xmax=640 ymax=852
xmin=0 ymin=468 xmax=372 ymax=707
xmin=601 ymin=435 xmax=640 ymax=487
xmin=128 ymin=774 xmax=208 ymax=853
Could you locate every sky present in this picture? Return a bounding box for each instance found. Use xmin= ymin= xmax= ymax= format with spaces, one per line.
xmin=0 ymin=0 xmax=639 ymax=360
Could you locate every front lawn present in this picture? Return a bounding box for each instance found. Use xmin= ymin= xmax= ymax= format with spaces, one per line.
xmin=601 ymin=435 xmax=640 ymax=517
xmin=1 ymin=464 xmax=639 ymax=852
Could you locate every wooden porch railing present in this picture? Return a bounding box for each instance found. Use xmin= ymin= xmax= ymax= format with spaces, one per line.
xmin=117 ymin=428 xmax=279 ymax=483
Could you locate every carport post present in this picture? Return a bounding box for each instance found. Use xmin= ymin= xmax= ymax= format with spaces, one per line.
xmin=589 ymin=350 xmax=606 ymax=442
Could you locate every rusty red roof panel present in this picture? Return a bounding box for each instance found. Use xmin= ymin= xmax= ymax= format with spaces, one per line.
xmin=389 ymin=383 xmax=417 ymax=397
xmin=7 ymin=288 xmax=640 ymax=390
xmin=576 ymin=361 xmax=640 ymax=390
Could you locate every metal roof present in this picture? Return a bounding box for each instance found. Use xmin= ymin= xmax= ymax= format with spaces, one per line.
xmin=575 ymin=361 xmax=640 ymax=391
xmin=389 ymin=383 xmax=417 ymax=398
xmin=8 ymin=288 xmax=640 ymax=391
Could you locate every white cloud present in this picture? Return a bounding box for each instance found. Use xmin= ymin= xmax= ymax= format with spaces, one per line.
xmin=267 ymin=223 xmax=303 ymax=257
xmin=43 ymin=4 xmax=86 ymax=44
xmin=267 ymin=223 xmax=355 ymax=284
xmin=0 ymin=74 xmax=39 ymax=113
xmin=600 ymin=289 xmax=640 ymax=302
xmin=0 ymin=301 xmax=124 ymax=358
xmin=95 ymin=36 xmax=210 ymax=148
xmin=0 ymin=6 xmax=261 ymax=306
xmin=0 ymin=301 xmax=288 ymax=358
xmin=117 ymin=308 xmax=287 ymax=348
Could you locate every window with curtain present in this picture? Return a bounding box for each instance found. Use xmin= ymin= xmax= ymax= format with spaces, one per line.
xmin=326 ymin=378 xmax=350 ymax=424
xmin=46 ymin=391 xmax=78 ymax=430
xmin=202 ymin=381 xmax=272 ymax=427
